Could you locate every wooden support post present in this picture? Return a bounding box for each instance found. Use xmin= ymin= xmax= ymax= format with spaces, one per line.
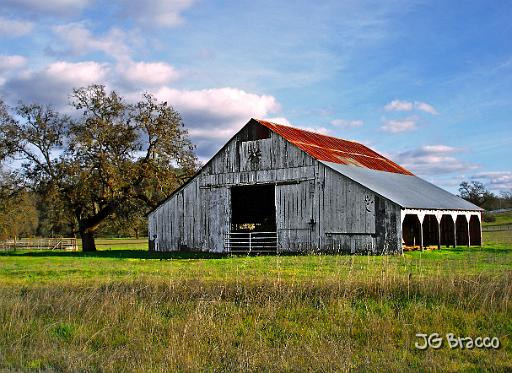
xmin=467 ymin=219 xmax=471 ymax=247
xmin=437 ymin=221 xmax=441 ymax=250
xmin=420 ymin=221 xmax=424 ymax=251
xmin=479 ymin=214 xmax=482 ymax=247
xmin=453 ymin=218 xmax=457 ymax=248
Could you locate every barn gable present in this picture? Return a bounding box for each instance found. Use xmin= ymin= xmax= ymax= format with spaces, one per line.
xmin=148 ymin=118 xmax=482 ymax=254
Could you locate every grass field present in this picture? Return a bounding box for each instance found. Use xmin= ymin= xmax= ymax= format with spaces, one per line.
xmin=483 ymin=210 xmax=512 ymax=227
xmin=0 ymin=231 xmax=511 ymax=371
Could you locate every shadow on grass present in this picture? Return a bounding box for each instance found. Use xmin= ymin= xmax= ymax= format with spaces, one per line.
xmin=408 ymin=245 xmax=512 ymax=256
xmin=0 ymin=249 xmax=227 ymax=260
xmin=2 ymin=245 xmax=510 ymax=260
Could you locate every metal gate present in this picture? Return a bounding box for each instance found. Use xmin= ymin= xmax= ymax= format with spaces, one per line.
xmin=224 ymin=231 xmax=278 ymax=254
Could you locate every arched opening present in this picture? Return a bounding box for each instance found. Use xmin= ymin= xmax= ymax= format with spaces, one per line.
xmin=469 ymin=215 xmax=481 ymax=246
xmin=456 ymin=215 xmax=469 ymax=246
xmin=422 ymin=215 xmax=439 ymax=247
xmin=440 ymin=215 xmax=455 ymax=247
xmin=402 ymin=214 xmax=421 ymax=247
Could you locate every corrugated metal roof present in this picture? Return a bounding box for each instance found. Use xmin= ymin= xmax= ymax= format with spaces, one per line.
xmin=255 ymin=119 xmax=413 ymax=175
xmin=320 ymin=161 xmax=483 ymax=211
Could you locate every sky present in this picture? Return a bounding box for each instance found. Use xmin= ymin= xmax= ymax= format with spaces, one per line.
xmin=1 ymin=0 xmax=511 ymax=194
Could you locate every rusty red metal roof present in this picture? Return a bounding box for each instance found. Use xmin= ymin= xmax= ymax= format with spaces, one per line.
xmin=255 ymin=119 xmax=414 ymax=175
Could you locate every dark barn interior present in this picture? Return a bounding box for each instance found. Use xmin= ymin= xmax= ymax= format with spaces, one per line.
xmin=402 ymin=214 xmax=421 ymax=246
xmin=422 ymin=215 xmax=439 ymax=247
xmin=456 ymin=215 xmax=469 ymax=246
xmin=469 ymin=215 xmax=481 ymax=246
xmin=231 ymin=184 xmax=276 ymax=232
xmin=229 ymin=184 xmax=277 ymax=253
xmin=440 ymin=215 xmax=455 ymax=246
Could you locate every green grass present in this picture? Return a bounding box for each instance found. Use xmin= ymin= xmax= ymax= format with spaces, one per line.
xmin=483 ymin=210 xmax=512 ymax=227
xmin=77 ymin=237 xmax=148 ymax=250
xmin=0 ymin=232 xmax=511 ymax=371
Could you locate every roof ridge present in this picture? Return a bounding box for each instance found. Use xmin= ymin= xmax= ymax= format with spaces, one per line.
xmin=255 ymin=118 xmax=362 ymax=144
xmin=254 ymin=118 xmax=413 ymax=175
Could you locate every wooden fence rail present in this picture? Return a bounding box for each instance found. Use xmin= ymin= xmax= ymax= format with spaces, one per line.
xmin=482 ymin=224 xmax=512 ymax=232
xmin=0 ymin=238 xmax=78 ymax=251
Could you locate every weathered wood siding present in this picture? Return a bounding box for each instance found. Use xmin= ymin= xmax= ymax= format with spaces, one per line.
xmin=148 ymin=120 xmax=402 ymax=254
xmin=276 ymin=180 xmax=314 ymax=252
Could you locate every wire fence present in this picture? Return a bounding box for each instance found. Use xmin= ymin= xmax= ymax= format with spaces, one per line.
xmin=0 ymin=238 xmax=78 ymax=251
xmin=482 ymin=224 xmax=512 ymax=232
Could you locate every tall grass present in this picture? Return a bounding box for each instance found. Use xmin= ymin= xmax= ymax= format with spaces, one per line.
xmin=1 ymin=268 xmax=511 ymax=371
xmin=0 ymin=233 xmax=511 ymax=371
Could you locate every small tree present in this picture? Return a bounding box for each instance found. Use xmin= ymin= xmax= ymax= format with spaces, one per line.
xmin=0 ymin=171 xmax=38 ymax=240
xmin=0 ymin=85 xmax=197 ymax=251
xmin=458 ymin=181 xmax=496 ymax=209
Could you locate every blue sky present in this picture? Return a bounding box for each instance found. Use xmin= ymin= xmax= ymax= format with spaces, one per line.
xmin=1 ymin=0 xmax=511 ymax=193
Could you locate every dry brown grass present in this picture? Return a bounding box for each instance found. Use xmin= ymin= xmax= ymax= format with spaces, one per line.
xmin=1 ymin=270 xmax=511 ymax=372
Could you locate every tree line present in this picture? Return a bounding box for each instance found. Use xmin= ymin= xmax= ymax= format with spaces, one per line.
xmin=458 ymin=181 xmax=512 ymax=211
xmin=0 ymin=85 xmax=197 ymax=251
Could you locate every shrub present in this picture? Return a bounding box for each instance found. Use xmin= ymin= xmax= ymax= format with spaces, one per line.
xmin=483 ymin=213 xmax=496 ymax=223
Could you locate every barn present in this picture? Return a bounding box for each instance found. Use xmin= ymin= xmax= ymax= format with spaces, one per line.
xmin=148 ymin=118 xmax=482 ymax=254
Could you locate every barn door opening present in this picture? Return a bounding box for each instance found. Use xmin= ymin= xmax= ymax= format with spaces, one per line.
xmin=227 ymin=184 xmax=277 ymax=253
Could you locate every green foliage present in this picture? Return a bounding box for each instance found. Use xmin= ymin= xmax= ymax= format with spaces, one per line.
xmin=50 ymin=323 xmax=74 ymax=342
xmin=459 ymin=181 xmax=496 ymax=209
xmin=0 ymin=86 xmax=197 ymax=250
xmin=482 ymin=212 xmax=496 ymax=223
xmin=0 ymin=172 xmax=38 ymax=239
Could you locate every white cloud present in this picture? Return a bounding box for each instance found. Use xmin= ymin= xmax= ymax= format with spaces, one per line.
xmin=330 ymin=118 xmax=364 ymax=128
xmin=384 ymin=99 xmax=438 ymax=115
xmin=52 ymin=23 xmax=132 ymax=61
xmin=0 ymin=55 xmax=26 ymax=71
xmin=381 ymin=118 xmax=417 ymax=133
xmin=120 ymin=0 xmax=195 ymax=27
xmin=263 ymin=117 xmax=329 ymax=135
xmin=0 ymin=17 xmax=33 ymax=37
xmin=118 ymin=61 xmax=180 ymax=88
xmin=0 ymin=55 xmax=27 ymax=86
xmin=471 ymin=171 xmax=512 ymax=191
xmin=384 ymin=100 xmax=413 ymax=112
xmin=3 ymin=0 xmax=91 ymax=15
xmin=45 ymin=61 xmax=108 ymax=85
xmin=51 ymin=23 xmax=180 ymax=89
xmin=1 ymin=54 xmax=281 ymax=161
xmin=154 ymin=87 xmax=281 ymax=158
xmin=2 ymin=61 xmax=108 ymax=107
xmin=299 ymin=126 xmax=330 ymax=135
xmin=155 ymin=87 xmax=280 ymax=126
xmin=414 ymin=101 xmax=438 ymax=115
xmin=395 ymin=145 xmax=477 ymax=175
xmin=264 ymin=117 xmax=292 ymax=126
xmin=420 ymin=145 xmax=460 ymax=154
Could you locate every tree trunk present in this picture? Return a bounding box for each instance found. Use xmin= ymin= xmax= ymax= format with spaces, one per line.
xmin=80 ymin=230 xmax=97 ymax=252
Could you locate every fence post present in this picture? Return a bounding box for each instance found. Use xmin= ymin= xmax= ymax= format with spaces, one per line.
xmin=249 ymin=233 xmax=252 ymax=253
xmin=276 ymin=230 xmax=279 ymax=255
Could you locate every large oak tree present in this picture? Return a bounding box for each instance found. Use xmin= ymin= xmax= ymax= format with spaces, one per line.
xmin=0 ymin=85 xmax=197 ymax=251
